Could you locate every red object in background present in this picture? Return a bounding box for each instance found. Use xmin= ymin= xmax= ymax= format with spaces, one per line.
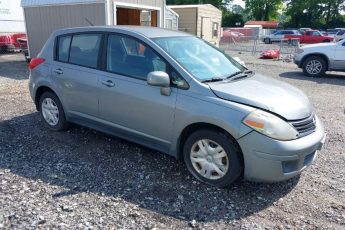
xmin=244 ymin=21 xmax=279 ymax=29
xmin=17 ymin=37 xmax=28 ymax=49
xmin=0 ymin=33 xmax=27 ymax=51
xmin=260 ymin=50 xmax=280 ymax=59
xmin=285 ymin=30 xmax=333 ymax=44
xmin=222 ymin=30 xmax=245 ymax=38
xmin=221 ymin=28 xmax=253 ymax=43
xmin=0 ymin=35 xmax=11 ymax=47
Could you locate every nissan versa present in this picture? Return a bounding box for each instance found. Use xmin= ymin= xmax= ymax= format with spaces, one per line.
xmin=28 ymin=27 xmax=326 ymax=187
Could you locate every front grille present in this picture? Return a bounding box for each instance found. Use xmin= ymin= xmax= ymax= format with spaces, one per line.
xmin=290 ymin=114 xmax=316 ymax=138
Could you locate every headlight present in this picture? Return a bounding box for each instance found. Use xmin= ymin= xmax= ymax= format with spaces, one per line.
xmin=243 ymin=110 xmax=299 ymax=141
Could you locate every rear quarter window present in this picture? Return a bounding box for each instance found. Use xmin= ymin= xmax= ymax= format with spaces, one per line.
xmin=57 ymin=36 xmax=71 ymax=62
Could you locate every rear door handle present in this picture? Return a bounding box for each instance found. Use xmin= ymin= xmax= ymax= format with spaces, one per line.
xmin=54 ymin=68 xmax=63 ymax=75
xmin=101 ymin=80 xmax=115 ymax=87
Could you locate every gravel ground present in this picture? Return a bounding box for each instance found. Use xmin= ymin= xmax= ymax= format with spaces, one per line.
xmin=0 ymin=53 xmax=344 ymax=229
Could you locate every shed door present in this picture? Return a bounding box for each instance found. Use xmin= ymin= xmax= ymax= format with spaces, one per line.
xmin=116 ymin=8 xmax=158 ymax=27
xmin=151 ymin=11 xmax=158 ymax=27
xmin=201 ymin=17 xmax=213 ymax=41
xmin=117 ymin=8 xmax=141 ymax=25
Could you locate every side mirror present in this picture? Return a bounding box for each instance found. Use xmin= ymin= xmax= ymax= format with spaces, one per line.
xmin=147 ymin=71 xmax=170 ymax=87
xmin=147 ymin=71 xmax=171 ymax=96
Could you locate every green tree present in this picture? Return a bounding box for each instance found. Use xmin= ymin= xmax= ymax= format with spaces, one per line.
xmin=284 ymin=0 xmax=345 ymax=28
xmin=244 ymin=0 xmax=283 ymax=21
xmin=222 ymin=12 xmax=244 ymax=27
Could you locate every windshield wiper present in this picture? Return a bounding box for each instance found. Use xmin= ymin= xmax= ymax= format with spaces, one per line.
xmin=201 ymin=77 xmax=224 ymax=83
xmin=225 ymin=70 xmax=254 ymax=81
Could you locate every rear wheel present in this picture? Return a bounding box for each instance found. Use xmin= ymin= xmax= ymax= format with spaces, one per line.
xmin=183 ymin=129 xmax=243 ymax=187
xmin=264 ymin=38 xmax=271 ymax=44
xmin=39 ymin=91 xmax=68 ymax=131
xmin=302 ymin=56 xmax=327 ymax=77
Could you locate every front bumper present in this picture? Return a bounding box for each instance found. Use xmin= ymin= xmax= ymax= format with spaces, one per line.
xmin=237 ymin=115 xmax=325 ymax=182
xmin=293 ymin=55 xmax=302 ymax=67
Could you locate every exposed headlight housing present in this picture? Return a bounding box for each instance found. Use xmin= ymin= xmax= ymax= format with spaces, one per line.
xmin=243 ymin=110 xmax=299 ymax=141
xmin=297 ymin=48 xmax=304 ymax=54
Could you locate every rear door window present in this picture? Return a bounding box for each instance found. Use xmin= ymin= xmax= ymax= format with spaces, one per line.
xmin=69 ymin=34 xmax=102 ymax=68
xmin=57 ymin=36 xmax=71 ymax=62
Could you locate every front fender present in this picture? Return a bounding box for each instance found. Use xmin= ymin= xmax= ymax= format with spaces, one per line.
xmin=169 ymin=91 xmax=254 ymax=157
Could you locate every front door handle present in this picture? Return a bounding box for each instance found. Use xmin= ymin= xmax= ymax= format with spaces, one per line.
xmin=101 ymin=80 xmax=115 ymax=87
xmin=54 ymin=68 xmax=63 ymax=75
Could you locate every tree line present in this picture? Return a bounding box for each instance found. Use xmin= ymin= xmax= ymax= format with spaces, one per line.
xmin=166 ymin=0 xmax=345 ymax=28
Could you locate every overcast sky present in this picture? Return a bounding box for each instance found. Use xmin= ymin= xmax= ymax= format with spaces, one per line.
xmin=232 ymin=0 xmax=245 ymax=8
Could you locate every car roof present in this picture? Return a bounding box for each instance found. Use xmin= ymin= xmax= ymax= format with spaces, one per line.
xmin=53 ymin=26 xmax=191 ymax=38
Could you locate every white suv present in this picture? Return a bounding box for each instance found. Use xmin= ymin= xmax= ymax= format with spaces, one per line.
xmin=293 ymin=40 xmax=345 ymax=77
xmin=334 ymin=30 xmax=345 ymax=42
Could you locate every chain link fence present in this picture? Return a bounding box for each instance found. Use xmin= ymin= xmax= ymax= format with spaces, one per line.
xmin=220 ymin=29 xmax=300 ymax=60
xmin=220 ymin=36 xmax=300 ymax=59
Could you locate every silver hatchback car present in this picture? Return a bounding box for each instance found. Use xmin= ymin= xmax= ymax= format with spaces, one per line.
xmin=29 ymin=26 xmax=326 ymax=187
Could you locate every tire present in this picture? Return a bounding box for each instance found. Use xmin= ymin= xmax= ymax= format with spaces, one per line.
xmin=322 ymin=40 xmax=330 ymax=43
xmin=39 ymin=91 xmax=68 ymax=131
xmin=264 ymin=38 xmax=271 ymax=44
xmin=183 ymin=129 xmax=243 ymax=187
xmin=302 ymin=56 xmax=327 ymax=77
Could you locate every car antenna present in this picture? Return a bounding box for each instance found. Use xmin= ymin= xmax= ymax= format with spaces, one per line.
xmin=85 ymin=18 xmax=94 ymax=26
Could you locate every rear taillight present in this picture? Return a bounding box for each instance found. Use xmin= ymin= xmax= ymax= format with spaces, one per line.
xmin=29 ymin=58 xmax=45 ymax=70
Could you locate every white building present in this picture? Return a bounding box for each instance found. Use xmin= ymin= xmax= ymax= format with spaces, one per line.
xmin=0 ymin=0 xmax=25 ymax=34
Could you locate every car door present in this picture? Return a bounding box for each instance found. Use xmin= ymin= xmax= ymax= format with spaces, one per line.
xmin=51 ymin=33 xmax=103 ymax=119
xmin=312 ymin=31 xmax=322 ymax=43
xmin=272 ymin=31 xmax=283 ymax=42
xmin=332 ymin=41 xmax=345 ymax=70
xmin=98 ymin=34 xmax=178 ymax=151
xmin=304 ymin=31 xmax=313 ymax=43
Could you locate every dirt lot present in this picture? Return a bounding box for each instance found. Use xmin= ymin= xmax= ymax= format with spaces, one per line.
xmin=0 ymin=53 xmax=344 ymax=229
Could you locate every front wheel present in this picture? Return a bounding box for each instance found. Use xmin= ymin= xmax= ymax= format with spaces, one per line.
xmin=264 ymin=38 xmax=271 ymax=44
xmin=183 ymin=129 xmax=243 ymax=187
xmin=39 ymin=91 xmax=68 ymax=131
xmin=302 ymin=56 xmax=327 ymax=77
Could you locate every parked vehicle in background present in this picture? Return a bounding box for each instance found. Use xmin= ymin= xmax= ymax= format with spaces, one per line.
xmin=298 ymin=28 xmax=312 ymax=34
xmin=0 ymin=33 xmax=26 ymax=52
xmin=17 ymin=37 xmax=29 ymax=61
xmin=334 ymin=29 xmax=345 ymax=42
xmin=28 ymin=26 xmax=325 ymax=187
xmin=285 ymin=30 xmax=333 ymax=44
xmin=326 ymin=28 xmax=345 ymax=37
xmin=263 ymin=30 xmax=300 ymax=44
xmin=294 ymin=40 xmax=345 ymax=77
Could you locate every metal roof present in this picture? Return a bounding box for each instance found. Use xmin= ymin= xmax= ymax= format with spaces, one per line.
xmin=21 ymin=0 xmax=104 ymax=7
xmin=166 ymin=7 xmax=179 ymax=17
xmin=168 ymin=4 xmax=219 ymax=11
xmin=245 ymin=21 xmax=279 ymax=29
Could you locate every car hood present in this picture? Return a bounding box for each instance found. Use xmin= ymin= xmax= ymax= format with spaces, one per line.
xmin=302 ymin=42 xmax=336 ymax=49
xmin=209 ymin=74 xmax=313 ymax=120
